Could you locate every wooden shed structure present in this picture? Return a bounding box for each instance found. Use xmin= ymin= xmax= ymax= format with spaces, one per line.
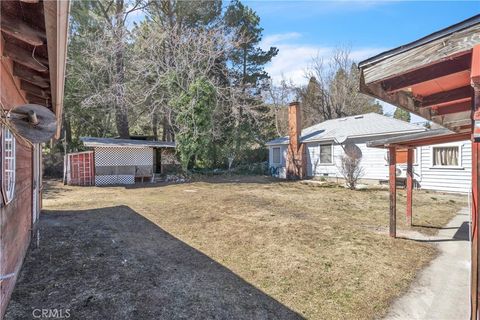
xmin=65 ymin=151 xmax=95 ymax=186
xmin=0 ymin=1 xmax=69 ymax=317
xmin=80 ymin=137 xmax=176 ymax=186
xmin=358 ymin=14 xmax=480 ymax=319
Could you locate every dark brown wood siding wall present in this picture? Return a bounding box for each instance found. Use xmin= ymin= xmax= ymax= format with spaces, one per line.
xmin=0 ymin=36 xmax=33 ymax=318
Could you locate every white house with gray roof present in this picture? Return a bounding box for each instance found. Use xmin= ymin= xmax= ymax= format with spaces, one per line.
xmin=266 ymin=113 xmax=425 ymax=181
xmin=267 ymin=111 xmax=473 ymax=193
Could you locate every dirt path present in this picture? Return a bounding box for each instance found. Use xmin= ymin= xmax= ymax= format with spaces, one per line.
xmin=384 ymin=207 xmax=470 ymax=320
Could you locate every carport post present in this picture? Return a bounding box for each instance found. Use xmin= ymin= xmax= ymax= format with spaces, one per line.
xmin=388 ymin=146 xmax=397 ymax=238
xmin=473 ymin=136 xmax=480 ymax=320
xmin=471 ymin=44 xmax=480 ymax=320
xmin=406 ymin=148 xmax=414 ymax=226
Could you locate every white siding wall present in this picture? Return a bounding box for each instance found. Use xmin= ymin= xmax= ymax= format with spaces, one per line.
xmin=418 ymin=140 xmax=471 ymax=193
xmin=306 ymin=142 xmax=396 ymax=180
xmin=306 ymin=143 xmax=342 ymax=177
xmin=269 ymin=138 xmax=472 ymax=193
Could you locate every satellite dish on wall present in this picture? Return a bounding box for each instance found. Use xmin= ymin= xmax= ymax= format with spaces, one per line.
xmin=7 ymin=104 xmax=57 ymax=143
xmin=344 ymin=141 xmax=362 ymax=159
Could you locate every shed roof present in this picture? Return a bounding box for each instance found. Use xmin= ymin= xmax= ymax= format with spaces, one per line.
xmin=81 ymin=137 xmax=176 ymax=148
xmin=367 ymin=128 xmax=470 ymax=149
xmin=266 ymin=113 xmax=424 ymax=146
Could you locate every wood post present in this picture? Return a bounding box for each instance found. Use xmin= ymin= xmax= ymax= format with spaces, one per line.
xmin=472 ymin=137 xmax=479 ymax=320
xmin=406 ymin=148 xmax=414 ymax=226
xmin=471 ymin=44 xmax=480 ymax=320
xmin=389 ymin=146 xmax=397 ymax=238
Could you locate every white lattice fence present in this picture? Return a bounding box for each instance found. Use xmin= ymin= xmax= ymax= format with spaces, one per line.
xmin=94 ymin=147 xmax=154 ymax=185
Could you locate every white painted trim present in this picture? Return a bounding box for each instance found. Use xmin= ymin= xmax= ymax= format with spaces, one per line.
xmin=2 ymin=127 xmax=15 ymax=205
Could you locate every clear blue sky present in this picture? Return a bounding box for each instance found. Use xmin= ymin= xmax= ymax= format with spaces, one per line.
xmin=245 ymin=1 xmax=479 ymax=122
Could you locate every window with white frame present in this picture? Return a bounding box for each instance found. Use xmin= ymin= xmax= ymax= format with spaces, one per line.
xmin=319 ymin=144 xmax=333 ymax=164
xmin=432 ymin=146 xmax=459 ymax=167
xmin=3 ymin=127 xmax=15 ymax=204
xmin=272 ymin=147 xmax=281 ymax=164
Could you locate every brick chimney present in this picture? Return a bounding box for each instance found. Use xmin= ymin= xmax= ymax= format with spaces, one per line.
xmin=286 ymin=101 xmax=306 ymax=179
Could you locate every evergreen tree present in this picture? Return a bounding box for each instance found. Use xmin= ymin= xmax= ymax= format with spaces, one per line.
xmin=223 ymin=0 xmax=278 ymax=164
xmin=393 ymin=108 xmax=411 ymax=122
xmin=173 ymin=78 xmax=216 ymax=170
xmin=224 ymin=0 xmax=278 ymax=92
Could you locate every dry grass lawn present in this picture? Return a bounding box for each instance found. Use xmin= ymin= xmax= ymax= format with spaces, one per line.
xmin=43 ymin=176 xmax=467 ymax=319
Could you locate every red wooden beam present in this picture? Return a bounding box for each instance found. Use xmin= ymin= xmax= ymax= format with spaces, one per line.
xmin=470 ymin=44 xmax=480 ymax=320
xmin=406 ymin=149 xmax=413 ymax=226
xmin=473 ymin=138 xmax=480 ymax=320
xmin=381 ymin=53 xmax=471 ymax=92
xmin=20 ymin=81 xmax=51 ymax=99
xmin=389 ymin=146 xmax=397 ymax=238
xmin=431 ymin=100 xmax=471 ymax=116
xmin=26 ymin=93 xmax=50 ymax=108
xmin=0 ymin=14 xmax=45 ymax=46
xmin=4 ymin=42 xmax=48 ymax=73
xmin=472 ymin=45 xmax=480 ymax=85
xmin=472 ymin=130 xmax=480 ymax=320
xmin=422 ymin=86 xmax=472 ymax=107
xmin=13 ymin=63 xmax=50 ymax=89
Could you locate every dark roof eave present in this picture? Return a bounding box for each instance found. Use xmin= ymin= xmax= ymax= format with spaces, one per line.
xmin=80 ymin=137 xmax=176 ymax=148
xmin=367 ymin=128 xmax=459 ymax=148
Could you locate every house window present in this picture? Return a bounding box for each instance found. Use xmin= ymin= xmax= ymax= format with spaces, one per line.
xmin=2 ymin=127 xmax=15 ymax=204
xmin=272 ymin=147 xmax=281 ymax=164
xmin=432 ymin=146 xmax=459 ymax=167
xmin=319 ymin=144 xmax=332 ymax=164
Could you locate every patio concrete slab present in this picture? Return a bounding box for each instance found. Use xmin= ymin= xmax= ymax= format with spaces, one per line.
xmin=384 ymin=207 xmax=470 ymax=320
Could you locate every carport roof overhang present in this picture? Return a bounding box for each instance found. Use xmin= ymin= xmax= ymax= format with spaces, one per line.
xmin=360 ymin=15 xmax=480 ymax=319
xmin=367 ymin=128 xmax=471 ymax=149
xmin=358 ymin=14 xmax=480 ymax=134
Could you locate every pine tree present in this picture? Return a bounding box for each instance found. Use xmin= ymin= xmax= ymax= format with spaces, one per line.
xmin=224 ymin=0 xmax=278 ymax=92
xmin=393 ymin=108 xmax=411 ymax=122
xmin=223 ymin=0 xmax=279 ymax=165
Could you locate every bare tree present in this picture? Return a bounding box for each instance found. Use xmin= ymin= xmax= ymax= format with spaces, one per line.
xmin=263 ymin=77 xmax=296 ymax=136
xmin=130 ymin=23 xmax=236 ymax=137
xmin=339 ymin=143 xmax=364 ymax=190
xmin=302 ymin=47 xmax=382 ymax=124
xmin=130 ymin=21 xmax=267 ymax=166
xmin=71 ymin=0 xmax=146 ymax=138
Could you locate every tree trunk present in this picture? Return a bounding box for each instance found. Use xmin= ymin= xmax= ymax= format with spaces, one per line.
xmin=114 ymin=0 xmax=130 ymax=138
xmin=63 ymin=112 xmax=72 ymax=145
xmin=152 ymin=112 xmax=158 ymax=140
xmin=162 ymin=113 xmax=175 ymax=142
